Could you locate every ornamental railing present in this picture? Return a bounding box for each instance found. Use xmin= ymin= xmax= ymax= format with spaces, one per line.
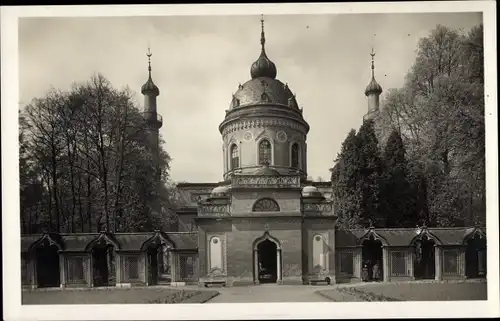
xmin=198 ymin=204 xmax=231 ymax=217
xmin=302 ymin=202 xmax=334 ymax=215
xmin=231 ymin=175 xmax=301 ymax=188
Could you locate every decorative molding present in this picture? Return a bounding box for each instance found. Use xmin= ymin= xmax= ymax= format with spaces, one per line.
xmin=302 ymin=202 xmax=333 ymax=214
xmin=252 ymin=231 xmax=282 ymax=251
xmin=222 ymin=118 xmax=308 ymax=136
xmin=232 ymin=175 xmax=301 ymax=188
xmin=198 ymin=204 xmax=231 ymax=216
xmin=85 ymin=232 xmax=120 ymax=251
xmin=141 ymin=231 xmax=174 ymax=250
xmin=29 ymin=233 xmax=64 ymax=252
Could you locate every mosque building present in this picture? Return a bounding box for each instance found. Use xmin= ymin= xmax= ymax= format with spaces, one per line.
xmin=20 ymin=17 xmax=486 ymax=289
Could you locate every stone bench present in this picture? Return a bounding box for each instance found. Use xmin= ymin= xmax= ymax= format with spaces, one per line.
xmin=309 ymin=277 xmax=332 ymax=285
xmin=202 ymin=280 xmax=226 ymax=287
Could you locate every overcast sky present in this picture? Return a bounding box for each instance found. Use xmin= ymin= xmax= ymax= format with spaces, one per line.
xmin=19 ymin=12 xmax=482 ymax=183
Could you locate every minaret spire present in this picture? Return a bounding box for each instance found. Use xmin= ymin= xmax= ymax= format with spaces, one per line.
xmin=260 ymin=14 xmax=266 ymax=52
xmin=370 ymin=47 xmax=376 ymax=78
xmin=147 ymin=47 xmax=152 ymax=79
xmin=250 ymin=14 xmax=277 ymax=79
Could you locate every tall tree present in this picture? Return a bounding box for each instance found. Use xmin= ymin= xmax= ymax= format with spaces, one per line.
xmin=331 ymin=129 xmax=363 ymax=229
xmin=380 ymin=129 xmax=417 ymax=227
xmin=356 ymin=119 xmax=383 ymax=226
xmin=20 ymin=74 xmax=176 ymax=234
xmin=376 ymin=24 xmax=484 ymax=227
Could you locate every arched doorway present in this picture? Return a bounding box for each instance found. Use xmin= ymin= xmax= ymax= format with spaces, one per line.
xmin=35 ymin=243 xmax=60 ymax=288
xmin=414 ymin=235 xmax=436 ymax=279
xmin=361 ymin=236 xmax=383 ymax=282
xmin=91 ymin=243 xmax=116 ymax=287
xmin=146 ymin=244 xmax=171 ymax=285
xmin=465 ymin=234 xmax=487 ymax=278
xmin=253 ymin=232 xmax=282 ymax=284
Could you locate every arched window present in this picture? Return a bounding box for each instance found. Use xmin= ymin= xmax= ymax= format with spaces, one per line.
xmin=291 ymin=143 xmax=299 ymax=168
xmin=253 ymin=198 xmax=280 ymax=212
xmin=259 ymin=139 xmax=272 ymax=165
xmin=230 ymin=144 xmax=239 ymax=170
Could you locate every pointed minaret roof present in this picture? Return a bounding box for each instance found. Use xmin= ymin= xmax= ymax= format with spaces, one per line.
xmin=364 ymin=48 xmax=382 ymax=96
xmin=141 ymin=47 xmax=160 ymax=96
xmin=250 ymin=14 xmax=277 ymax=79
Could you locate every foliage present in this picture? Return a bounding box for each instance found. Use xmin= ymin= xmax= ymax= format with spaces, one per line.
xmin=375 ymin=24 xmax=485 ymax=227
xmin=332 ymin=129 xmax=363 ymax=229
xmin=333 ymin=23 xmax=484 ymax=228
xmin=356 ymin=119 xmax=384 ymax=226
xmin=20 ymin=74 xmax=176 ymax=233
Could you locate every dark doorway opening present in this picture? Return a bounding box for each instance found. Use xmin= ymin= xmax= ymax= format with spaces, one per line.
xmin=92 ymin=245 xmax=115 ymax=287
xmin=361 ymin=238 xmax=383 ymax=282
xmin=414 ymin=237 xmax=435 ymax=279
xmin=35 ymin=245 xmax=60 ymax=288
xmin=147 ymin=245 xmax=159 ymax=286
xmin=465 ymin=236 xmax=487 ymax=278
xmin=257 ymin=239 xmax=278 ymax=284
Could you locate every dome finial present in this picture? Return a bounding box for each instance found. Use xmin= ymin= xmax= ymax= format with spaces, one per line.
xmin=370 ymin=47 xmax=376 ymax=79
xmin=141 ymin=45 xmax=159 ymax=96
xmin=250 ymin=14 xmax=277 ymax=79
xmin=364 ymin=46 xmax=382 ymax=97
xmin=147 ymin=47 xmax=152 ymax=79
xmin=260 ymin=14 xmax=266 ymax=52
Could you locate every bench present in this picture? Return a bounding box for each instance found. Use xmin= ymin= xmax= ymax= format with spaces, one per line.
xmin=309 ymin=277 xmax=331 ymax=285
xmin=203 ymin=280 xmax=226 ymax=288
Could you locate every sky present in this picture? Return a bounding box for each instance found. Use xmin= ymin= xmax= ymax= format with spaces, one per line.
xmin=18 ymin=12 xmax=482 ymax=183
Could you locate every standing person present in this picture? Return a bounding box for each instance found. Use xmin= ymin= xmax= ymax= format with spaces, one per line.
xmin=362 ymin=261 xmax=369 ymax=282
xmin=372 ymin=261 xmax=381 ymax=282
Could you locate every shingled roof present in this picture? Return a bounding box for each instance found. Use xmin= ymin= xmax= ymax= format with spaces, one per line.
xmin=336 ymin=227 xmax=486 ymax=247
xmin=21 ymin=231 xmax=198 ymax=252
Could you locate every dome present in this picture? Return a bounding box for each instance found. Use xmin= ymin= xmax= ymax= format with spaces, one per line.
xmin=141 ymin=77 xmax=160 ymax=96
xmin=211 ymin=185 xmax=229 ymax=196
xmin=302 ymin=185 xmax=322 ymax=197
xmin=364 ymin=77 xmax=382 ymax=96
xmin=230 ymin=77 xmax=299 ymax=109
xmin=253 ymin=164 xmax=281 ymax=176
xmin=250 ymin=51 xmax=277 ymax=79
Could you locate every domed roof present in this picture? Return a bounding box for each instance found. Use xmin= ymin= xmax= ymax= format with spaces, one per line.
xmin=250 ymin=16 xmax=277 ymax=80
xmin=302 ymin=185 xmax=322 ymax=197
xmin=141 ymin=77 xmax=160 ymax=96
xmin=364 ymin=77 xmax=382 ymax=96
xmin=141 ymin=51 xmax=160 ymax=96
xmin=253 ymin=162 xmax=281 ymax=176
xmin=211 ymin=185 xmax=229 ymax=196
xmin=251 ymin=51 xmax=277 ymax=79
xmin=230 ymin=77 xmax=298 ymax=109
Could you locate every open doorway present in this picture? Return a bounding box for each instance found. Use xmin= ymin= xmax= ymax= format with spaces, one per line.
xmin=414 ymin=236 xmax=436 ymax=279
xmin=35 ymin=244 xmax=60 ymax=288
xmin=257 ymin=239 xmax=278 ymax=284
xmin=147 ymin=244 xmax=171 ymax=285
xmin=361 ymin=237 xmax=383 ymax=282
xmin=91 ymin=244 xmax=115 ymax=287
xmin=465 ymin=235 xmax=487 ymax=278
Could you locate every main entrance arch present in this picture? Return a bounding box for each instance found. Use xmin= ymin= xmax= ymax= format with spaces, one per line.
xmin=253 ymin=232 xmax=282 ymax=284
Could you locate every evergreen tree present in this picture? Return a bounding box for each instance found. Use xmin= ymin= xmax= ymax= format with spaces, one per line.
xmin=380 ymin=129 xmax=417 ymax=227
xmin=356 ymin=119 xmax=383 ymax=226
xmin=331 ymin=129 xmax=363 ymax=229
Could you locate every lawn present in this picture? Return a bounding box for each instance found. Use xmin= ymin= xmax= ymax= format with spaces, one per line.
xmin=318 ymin=281 xmax=487 ymax=302
xmin=22 ymin=287 xmax=219 ymax=305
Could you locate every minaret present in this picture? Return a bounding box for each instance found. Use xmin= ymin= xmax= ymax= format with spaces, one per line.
xmin=141 ymin=48 xmax=162 ymax=181
xmin=363 ymin=48 xmax=383 ymax=121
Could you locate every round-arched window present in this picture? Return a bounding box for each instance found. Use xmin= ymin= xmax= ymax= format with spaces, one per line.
xmin=230 ymin=144 xmax=239 ymax=170
xmin=291 ymin=143 xmax=300 ymax=168
xmin=259 ymin=139 xmax=272 ymax=165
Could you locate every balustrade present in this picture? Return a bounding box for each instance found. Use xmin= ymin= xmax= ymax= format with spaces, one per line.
xmin=231 ymin=175 xmax=301 ymax=188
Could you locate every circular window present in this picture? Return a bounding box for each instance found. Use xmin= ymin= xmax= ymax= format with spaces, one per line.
xmin=243 ymin=131 xmax=253 ymax=141
xmin=212 ymin=238 xmax=219 ymax=244
xmin=315 ymin=235 xmax=322 ymax=242
xmin=276 ymin=131 xmax=288 ymax=143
